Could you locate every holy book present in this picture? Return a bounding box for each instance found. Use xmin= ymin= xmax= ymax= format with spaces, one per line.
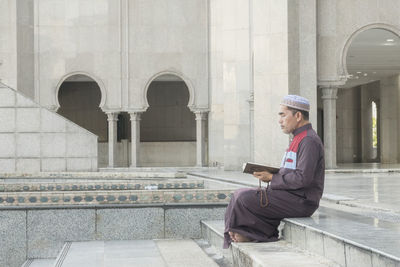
xmin=242 ymin=162 xmax=280 ymax=174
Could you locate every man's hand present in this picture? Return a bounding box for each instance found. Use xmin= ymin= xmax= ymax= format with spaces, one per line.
xmin=253 ymin=171 xmax=273 ymax=183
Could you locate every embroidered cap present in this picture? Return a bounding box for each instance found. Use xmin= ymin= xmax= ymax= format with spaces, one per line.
xmin=281 ymin=95 xmax=310 ymax=112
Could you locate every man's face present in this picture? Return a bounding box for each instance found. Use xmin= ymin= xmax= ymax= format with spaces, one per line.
xmin=278 ymin=105 xmax=299 ymax=134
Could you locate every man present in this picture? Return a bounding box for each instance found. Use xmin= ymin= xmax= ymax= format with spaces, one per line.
xmin=224 ymin=95 xmax=325 ymax=248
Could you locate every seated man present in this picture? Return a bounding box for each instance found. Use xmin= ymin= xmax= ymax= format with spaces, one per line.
xmin=224 ymin=95 xmax=325 ymax=248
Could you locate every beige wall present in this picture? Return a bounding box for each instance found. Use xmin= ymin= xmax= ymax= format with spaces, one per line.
xmin=0 ymin=0 xmax=17 ymax=88
xmin=380 ymin=75 xmax=400 ymax=163
xmin=17 ymin=0 xmax=35 ymax=99
xmin=98 ymin=141 xmax=196 ymax=167
xmin=336 ymin=88 xmax=361 ymax=163
xmin=0 ymin=84 xmax=98 ymax=172
xmin=128 ymin=0 xmax=208 ymax=110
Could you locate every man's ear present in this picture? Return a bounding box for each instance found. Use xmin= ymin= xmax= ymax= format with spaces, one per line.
xmin=296 ymin=111 xmax=302 ymax=122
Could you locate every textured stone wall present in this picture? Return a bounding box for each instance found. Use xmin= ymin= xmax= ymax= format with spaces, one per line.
xmin=0 ymin=83 xmax=98 ymax=172
xmin=0 ymin=205 xmax=226 ymax=267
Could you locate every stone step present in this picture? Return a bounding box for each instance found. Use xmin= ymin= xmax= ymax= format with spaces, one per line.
xmin=21 ymin=258 xmax=54 ymax=267
xmin=0 ymin=171 xmax=186 ymax=180
xmin=53 ymin=239 xmax=220 ymax=267
xmin=99 ymin=167 xmax=218 ymax=173
xmin=201 ymin=220 xmax=338 ymax=267
xmin=282 ymin=206 xmax=400 ymax=267
xmin=202 ymin=205 xmax=400 ymax=267
xmin=0 ymin=179 xmax=204 ymax=192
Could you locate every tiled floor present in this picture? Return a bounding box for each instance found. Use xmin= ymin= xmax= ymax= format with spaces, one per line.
xmin=324 ymin=172 xmax=400 ymax=213
xmin=336 ymin=163 xmax=400 ymax=169
xmin=56 ymin=240 xmax=219 ymax=267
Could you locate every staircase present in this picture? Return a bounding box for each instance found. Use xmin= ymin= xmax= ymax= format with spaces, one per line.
xmin=200 ymin=204 xmax=400 ymax=267
xmin=6 ymin=170 xmax=400 ymax=267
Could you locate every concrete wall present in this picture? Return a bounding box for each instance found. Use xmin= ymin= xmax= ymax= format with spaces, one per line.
xmin=208 ymin=0 xmax=225 ymax=167
xmin=220 ymin=0 xmax=252 ymax=170
xmin=34 ymin=0 xmax=120 ymax=110
xmin=380 ymin=75 xmax=399 ymax=163
xmin=98 ymin=141 xmax=196 ymax=167
xmin=0 ymin=0 xmax=17 ymax=88
xmin=16 ymin=0 xmax=35 ymax=99
xmin=0 ymin=206 xmax=226 ymax=266
xmin=208 ymin=0 xmax=318 ymax=169
xmin=288 ymin=0 xmax=317 ymax=126
xmin=336 ymin=88 xmax=362 ymax=163
xmin=128 ymin=0 xmax=208 ymax=110
xmin=0 ymin=83 xmax=98 ymax=172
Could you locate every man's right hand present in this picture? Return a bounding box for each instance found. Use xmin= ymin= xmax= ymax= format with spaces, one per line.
xmin=253 ymin=171 xmax=273 ymax=183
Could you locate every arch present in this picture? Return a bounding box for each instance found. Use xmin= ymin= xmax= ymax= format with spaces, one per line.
xmin=340 ymin=23 xmax=400 ymax=79
xmin=54 ymin=71 xmax=107 ymax=112
xmin=142 ymin=70 xmax=195 ymax=111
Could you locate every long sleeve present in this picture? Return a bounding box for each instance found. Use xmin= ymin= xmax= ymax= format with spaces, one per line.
xmin=270 ymin=137 xmax=320 ymax=191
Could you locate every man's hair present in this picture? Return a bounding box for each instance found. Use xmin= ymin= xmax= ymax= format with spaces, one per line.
xmin=287 ymin=107 xmax=309 ymax=121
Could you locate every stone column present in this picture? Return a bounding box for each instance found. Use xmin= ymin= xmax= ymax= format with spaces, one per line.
xmin=107 ymin=112 xmax=119 ymax=168
xmin=321 ymin=87 xmax=338 ymax=169
xmin=195 ymin=111 xmax=208 ymax=167
xmin=129 ymin=112 xmax=141 ymax=167
xmin=248 ymin=92 xmax=255 ymax=162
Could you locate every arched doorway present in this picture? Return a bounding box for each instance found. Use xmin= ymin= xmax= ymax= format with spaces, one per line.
xmin=339 ymin=28 xmax=400 ymax=164
xmin=56 ymin=74 xmax=108 ymax=166
xmin=140 ymin=74 xmax=196 ymax=166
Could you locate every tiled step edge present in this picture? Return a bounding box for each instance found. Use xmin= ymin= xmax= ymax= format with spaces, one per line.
xmin=282 ymin=218 xmax=400 ymax=267
xmin=201 ymin=220 xmax=337 ymax=267
xmin=0 ymin=189 xmax=234 ymax=208
xmin=0 ymin=179 xmax=205 ymax=192
xmin=201 ymin=220 xmax=233 ymax=265
xmin=0 ymin=171 xmax=186 ymax=179
xmin=325 ymin=169 xmax=400 ymax=174
xmin=53 ymin=241 xmax=72 ymax=267
xmin=21 ymin=259 xmax=33 ymax=267
xmin=21 ymin=259 xmax=55 ymax=267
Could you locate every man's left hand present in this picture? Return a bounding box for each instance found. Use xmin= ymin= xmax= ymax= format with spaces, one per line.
xmin=253 ymin=171 xmax=273 ymax=183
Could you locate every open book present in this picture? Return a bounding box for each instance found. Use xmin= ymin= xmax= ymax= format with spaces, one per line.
xmin=242 ymin=162 xmax=280 ymax=174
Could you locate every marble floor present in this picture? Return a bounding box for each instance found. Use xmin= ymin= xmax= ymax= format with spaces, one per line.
xmin=324 ymin=172 xmax=400 ymax=214
xmin=336 ymin=163 xmax=400 ymax=170
xmin=55 ymin=240 xmax=220 ymax=267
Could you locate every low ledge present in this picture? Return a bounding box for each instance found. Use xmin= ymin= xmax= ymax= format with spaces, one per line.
xmin=0 ymin=202 xmax=229 ymax=211
xmin=201 ymin=220 xmax=337 ymax=267
xmin=282 ymin=208 xmax=400 ymax=266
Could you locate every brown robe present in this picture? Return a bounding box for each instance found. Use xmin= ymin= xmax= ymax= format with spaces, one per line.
xmin=224 ymin=124 xmax=325 ymax=248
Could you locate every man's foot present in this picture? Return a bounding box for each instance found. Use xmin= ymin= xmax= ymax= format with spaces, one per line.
xmin=229 ymin=231 xmax=251 ymax=243
xmin=229 ymin=231 xmax=237 ymax=242
xmin=234 ymin=232 xmax=251 ymax=242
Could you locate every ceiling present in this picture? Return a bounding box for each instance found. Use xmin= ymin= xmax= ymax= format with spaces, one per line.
xmin=344 ymin=28 xmax=400 ymax=88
